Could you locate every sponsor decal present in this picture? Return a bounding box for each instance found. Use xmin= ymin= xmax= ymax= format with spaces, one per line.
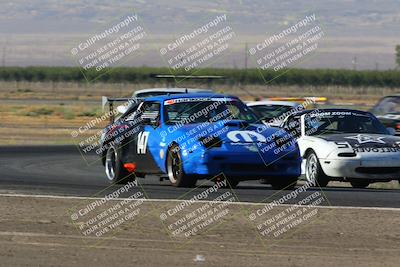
xmin=164 ymin=99 xmax=176 ymax=105
xmin=334 ymin=141 xmax=350 ymax=148
xmin=164 ymin=97 xmax=234 ymax=105
xmin=137 ymin=131 xmax=150 ymax=154
xmin=345 ymin=134 xmax=386 ymax=144
xmin=354 ymin=147 xmax=400 ymax=153
xmin=227 ymin=130 xmax=266 ymax=143
xmin=310 ymin=111 xmax=368 ymax=118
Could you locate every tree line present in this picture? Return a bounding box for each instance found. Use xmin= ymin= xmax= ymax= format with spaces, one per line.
xmin=0 ymin=66 xmax=399 ymax=87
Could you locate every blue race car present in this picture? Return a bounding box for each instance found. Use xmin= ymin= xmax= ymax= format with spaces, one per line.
xmin=100 ymin=93 xmax=301 ymax=189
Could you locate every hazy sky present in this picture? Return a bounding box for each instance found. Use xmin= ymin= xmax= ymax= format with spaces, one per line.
xmin=0 ymin=0 xmax=399 ymax=69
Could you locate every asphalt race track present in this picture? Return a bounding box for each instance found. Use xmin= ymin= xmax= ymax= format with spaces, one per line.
xmin=1 ymin=146 xmax=399 ymax=208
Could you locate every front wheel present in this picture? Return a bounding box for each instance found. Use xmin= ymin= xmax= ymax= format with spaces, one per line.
xmin=305 ymin=151 xmax=329 ymax=187
xmin=167 ymin=144 xmax=197 ymax=187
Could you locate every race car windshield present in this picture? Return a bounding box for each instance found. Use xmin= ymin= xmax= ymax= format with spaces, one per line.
xmin=249 ymin=105 xmax=294 ymax=119
xmin=305 ymin=112 xmax=388 ymax=135
xmin=370 ymin=96 xmax=400 ymax=115
xmin=164 ymin=99 xmax=258 ymax=124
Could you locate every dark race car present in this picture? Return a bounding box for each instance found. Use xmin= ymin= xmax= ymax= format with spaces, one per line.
xmin=370 ymin=95 xmax=400 ymax=135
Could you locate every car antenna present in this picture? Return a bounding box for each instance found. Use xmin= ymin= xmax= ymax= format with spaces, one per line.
xmin=185 ymin=88 xmax=188 ymax=93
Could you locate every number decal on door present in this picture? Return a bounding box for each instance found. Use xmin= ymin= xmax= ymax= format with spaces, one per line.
xmin=137 ymin=132 xmax=150 ymax=154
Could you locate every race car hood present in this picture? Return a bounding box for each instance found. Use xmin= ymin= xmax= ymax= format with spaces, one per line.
xmin=318 ymin=133 xmax=400 ymax=148
xmin=175 ymin=120 xmax=289 ymax=144
xmin=164 ymin=120 xmax=300 ymax=170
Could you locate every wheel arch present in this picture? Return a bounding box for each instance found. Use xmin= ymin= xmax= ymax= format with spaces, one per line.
xmin=303 ymin=148 xmax=316 ymax=159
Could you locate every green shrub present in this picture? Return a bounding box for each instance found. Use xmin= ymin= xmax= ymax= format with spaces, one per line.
xmin=0 ymin=66 xmax=399 ymax=87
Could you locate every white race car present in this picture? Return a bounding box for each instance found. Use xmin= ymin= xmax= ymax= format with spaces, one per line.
xmin=247 ymin=100 xmax=298 ymax=127
xmin=281 ymin=108 xmax=400 ymax=188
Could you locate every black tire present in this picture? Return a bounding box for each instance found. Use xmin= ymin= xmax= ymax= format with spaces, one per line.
xmin=350 ymin=180 xmax=370 ymax=189
xmin=270 ymin=177 xmax=298 ymax=190
xmin=167 ymin=144 xmax=197 ymax=187
xmin=105 ymin=145 xmax=135 ymax=184
xmin=305 ymin=151 xmax=330 ymax=187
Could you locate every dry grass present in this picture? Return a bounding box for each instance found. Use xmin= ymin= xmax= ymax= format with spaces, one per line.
xmin=0 ymin=81 xmax=399 ymax=145
xmin=0 ymin=81 xmax=399 ymax=103
xmin=0 ymin=101 xmax=105 ymax=145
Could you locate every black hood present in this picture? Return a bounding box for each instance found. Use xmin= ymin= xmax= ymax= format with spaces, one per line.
xmin=318 ymin=133 xmax=400 ymax=148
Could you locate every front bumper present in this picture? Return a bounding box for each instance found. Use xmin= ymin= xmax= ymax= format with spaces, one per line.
xmin=182 ymin=148 xmax=301 ymax=180
xmin=320 ymin=158 xmax=400 ymax=180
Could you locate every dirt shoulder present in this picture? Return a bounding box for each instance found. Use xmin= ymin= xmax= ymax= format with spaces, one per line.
xmin=0 ymin=195 xmax=399 ymax=267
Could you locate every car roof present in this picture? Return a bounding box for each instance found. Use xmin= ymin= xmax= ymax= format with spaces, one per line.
xmin=144 ymin=93 xmax=237 ymax=102
xmin=247 ymin=100 xmax=298 ymax=107
xmin=133 ymin=88 xmax=213 ymax=96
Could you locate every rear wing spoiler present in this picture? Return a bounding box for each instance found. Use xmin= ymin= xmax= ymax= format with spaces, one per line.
xmin=101 ymin=96 xmax=143 ymax=123
xmin=153 ymin=74 xmax=225 ymax=87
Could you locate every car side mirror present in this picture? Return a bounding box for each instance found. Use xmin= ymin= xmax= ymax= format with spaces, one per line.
xmin=387 ymin=127 xmax=396 ymax=136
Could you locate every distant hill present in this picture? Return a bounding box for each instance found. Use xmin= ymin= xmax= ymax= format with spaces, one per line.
xmin=0 ymin=0 xmax=399 ymax=69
